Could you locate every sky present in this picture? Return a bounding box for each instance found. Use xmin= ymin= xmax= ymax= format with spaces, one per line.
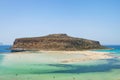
xmin=0 ymin=0 xmax=120 ymax=45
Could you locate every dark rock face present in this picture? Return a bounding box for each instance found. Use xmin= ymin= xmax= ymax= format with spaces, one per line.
xmin=12 ymin=34 xmax=105 ymax=51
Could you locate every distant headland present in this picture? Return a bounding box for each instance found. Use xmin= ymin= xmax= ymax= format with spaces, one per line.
xmin=11 ymin=34 xmax=106 ymax=52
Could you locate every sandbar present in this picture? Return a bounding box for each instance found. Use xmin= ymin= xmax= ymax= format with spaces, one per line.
xmin=1 ymin=50 xmax=114 ymax=66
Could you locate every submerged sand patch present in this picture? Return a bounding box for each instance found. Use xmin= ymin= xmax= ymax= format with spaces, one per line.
xmin=38 ymin=51 xmax=113 ymax=63
xmin=1 ymin=51 xmax=113 ymax=66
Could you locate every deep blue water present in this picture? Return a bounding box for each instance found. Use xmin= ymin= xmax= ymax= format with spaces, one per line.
xmin=0 ymin=45 xmax=11 ymax=53
xmin=0 ymin=45 xmax=120 ymax=54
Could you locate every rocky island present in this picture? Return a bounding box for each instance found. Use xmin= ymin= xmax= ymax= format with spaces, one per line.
xmin=10 ymin=34 xmax=113 ymax=63
xmin=12 ymin=34 xmax=105 ymax=51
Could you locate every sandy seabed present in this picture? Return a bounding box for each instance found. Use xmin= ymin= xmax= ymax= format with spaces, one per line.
xmin=0 ymin=51 xmax=120 ymax=80
xmin=1 ymin=50 xmax=113 ymax=66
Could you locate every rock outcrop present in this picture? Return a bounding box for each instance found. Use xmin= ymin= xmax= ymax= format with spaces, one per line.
xmin=12 ymin=34 xmax=105 ymax=51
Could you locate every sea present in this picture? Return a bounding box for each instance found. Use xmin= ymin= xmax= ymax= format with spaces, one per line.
xmin=0 ymin=45 xmax=120 ymax=80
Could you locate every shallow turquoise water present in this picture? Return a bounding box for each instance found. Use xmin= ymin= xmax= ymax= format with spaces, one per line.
xmin=0 ymin=45 xmax=120 ymax=80
xmin=0 ymin=53 xmax=120 ymax=80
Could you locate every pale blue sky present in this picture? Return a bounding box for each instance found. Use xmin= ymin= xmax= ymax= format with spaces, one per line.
xmin=0 ymin=0 xmax=120 ymax=45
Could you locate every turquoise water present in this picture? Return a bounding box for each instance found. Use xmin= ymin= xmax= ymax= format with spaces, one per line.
xmin=0 ymin=58 xmax=120 ymax=80
xmin=0 ymin=45 xmax=120 ymax=80
xmin=95 ymin=45 xmax=120 ymax=56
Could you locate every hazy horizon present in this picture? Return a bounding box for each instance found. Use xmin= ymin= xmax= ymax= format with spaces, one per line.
xmin=0 ymin=0 xmax=120 ymax=45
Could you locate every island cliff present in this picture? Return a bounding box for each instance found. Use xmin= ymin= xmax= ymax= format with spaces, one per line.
xmin=12 ymin=34 xmax=105 ymax=51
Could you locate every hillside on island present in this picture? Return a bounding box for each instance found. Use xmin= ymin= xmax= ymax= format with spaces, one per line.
xmin=12 ymin=34 xmax=105 ymax=51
